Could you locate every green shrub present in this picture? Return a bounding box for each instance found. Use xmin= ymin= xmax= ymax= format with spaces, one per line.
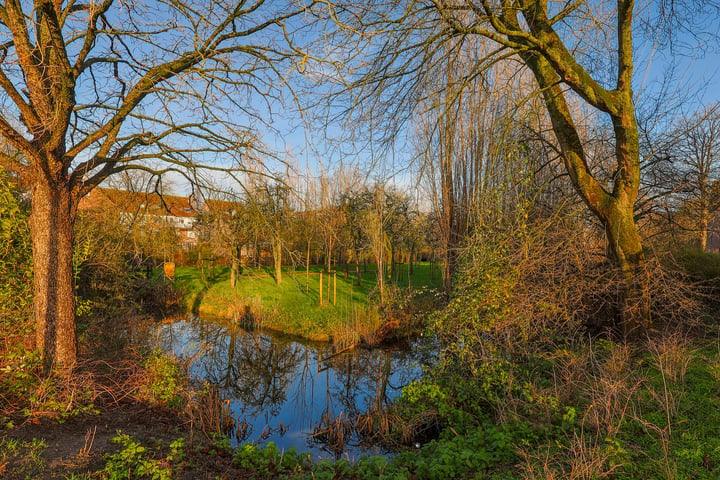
xmin=0 ymin=170 xmax=33 ymax=348
xmin=137 ymin=351 xmax=185 ymax=409
xmin=674 ymin=248 xmax=720 ymax=281
xmin=233 ymin=443 xmax=311 ymax=477
xmin=104 ymin=434 xmax=185 ymax=480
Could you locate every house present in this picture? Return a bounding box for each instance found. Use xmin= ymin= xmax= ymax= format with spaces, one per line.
xmin=79 ymin=187 xmax=199 ymax=249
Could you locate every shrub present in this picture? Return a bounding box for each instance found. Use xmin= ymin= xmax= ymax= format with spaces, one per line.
xmin=136 ymin=350 xmax=185 ymax=409
xmin=104 ymin=434 xmax=185 ymax=480
xmin=0 ymin=170 xmax=33 ymax=350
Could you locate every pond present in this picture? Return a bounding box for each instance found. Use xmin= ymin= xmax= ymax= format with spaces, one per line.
xmin=152 ymin=316 xmax=434 ymax=460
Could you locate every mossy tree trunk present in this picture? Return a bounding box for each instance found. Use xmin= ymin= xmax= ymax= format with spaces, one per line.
xmin=500 ymin=0 xmax=651 ymax=336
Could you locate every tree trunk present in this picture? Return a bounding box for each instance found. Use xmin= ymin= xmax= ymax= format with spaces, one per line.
xmin=700 ymin=207 xmax=709 ymax=252
xmin=306 ymin=241 xmax=311 ymax=293
xmin=254 ymin=240 xmax=260 ymax=268
xmin=354 ymin=247 xmax=362 ymax=286
xmin=605 ymin=203 xmax=651 ymax=337
xmin=30 ymin=179 xmax=77 ymax=373
xmin=273 ymin=236 xmax=282 ymax=285
xmin=230 ymin=243 xmax=242 ymax=288
xmin=409 ymin=245 xmax=415 ymax=275
xmin=377 ymin=246 xmax=385 ymax=304
xmin=230 ymin=258 xmax=237 ymax=288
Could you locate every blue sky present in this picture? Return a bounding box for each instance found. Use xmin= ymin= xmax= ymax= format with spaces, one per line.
xmin=165 ymin=2 xmax=720 ymax=197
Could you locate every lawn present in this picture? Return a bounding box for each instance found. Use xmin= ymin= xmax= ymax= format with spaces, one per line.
xmin=171 ymin=261 xmax=442 ymax=341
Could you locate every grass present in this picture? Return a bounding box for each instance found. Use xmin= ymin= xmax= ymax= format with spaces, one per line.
xmin=0 ymin=437 xmax=47 ymax=478
xmin=172 ymin=261 xmax=442 ymax=342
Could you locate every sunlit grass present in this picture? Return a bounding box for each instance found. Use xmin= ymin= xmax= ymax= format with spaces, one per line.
xmin=172 ymin=262 xmax=442 ymax=341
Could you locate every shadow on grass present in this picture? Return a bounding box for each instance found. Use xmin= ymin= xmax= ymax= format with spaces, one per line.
xmin=191 ymin=285 xmax=209 ymax=314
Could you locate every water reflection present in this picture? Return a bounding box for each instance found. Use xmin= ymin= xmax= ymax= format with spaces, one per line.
xmin=153 ymin=316 xmax=427 ymax=459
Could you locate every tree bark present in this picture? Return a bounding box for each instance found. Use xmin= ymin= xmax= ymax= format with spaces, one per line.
xmin=30 ymin=178 xmax=77 ymax=372
xmin=273 ymin=236 xmax=282 ymax=285
xmin=699 ymin=177 xmax=709 ymax=251
xmin=604 ymin=202 xmax=651 ymax=337
xmin=230 ymin=243 xmax=242 ymax=288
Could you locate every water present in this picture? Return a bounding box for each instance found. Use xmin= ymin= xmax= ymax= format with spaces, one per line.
xmin=152 ymin=316 xmax=431 ymax=460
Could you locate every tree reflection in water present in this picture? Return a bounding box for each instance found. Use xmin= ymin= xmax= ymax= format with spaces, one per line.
xmin=153 ymin=316 xmax=427 ymax=459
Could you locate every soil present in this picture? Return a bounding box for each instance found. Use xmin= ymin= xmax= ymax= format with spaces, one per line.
xmin=0 ymin=400 xmax=254 ymax=480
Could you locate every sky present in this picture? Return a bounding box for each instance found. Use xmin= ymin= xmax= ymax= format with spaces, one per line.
xmin=151 ymin=1 xmax=720 ymax=199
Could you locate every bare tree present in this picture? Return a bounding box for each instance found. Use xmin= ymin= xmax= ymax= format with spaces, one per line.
xmin=200 ymin=192 xmax=255 ymax=288
xmin=0 ymin=0 xmax=312 ymax=371
xmin=340 ymin=188 xmax=369 ymax=286
xmin=669 ymin=104 xmax=720 ymax=251
xmin=316 ymin=172 xmax=345 ymax=272
xmin=250 ymin=178 xmax=292 ymax=285
xmin=320 ymin=0 xmax=719 ymax=336
xmin=362 ymin=186 xmax=392 ymax=304
xmin=417 ymin=50 xmax=543 ymax=291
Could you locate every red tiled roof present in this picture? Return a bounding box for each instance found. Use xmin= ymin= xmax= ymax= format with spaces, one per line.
xmin=79 ymin=188 xmax=195 ymax=218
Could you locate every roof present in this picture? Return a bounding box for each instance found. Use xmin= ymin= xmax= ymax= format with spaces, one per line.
xmin=79 ymin=188 xmax=196 ymax=218
xmin=203 ymin=198 xmax=243 ymax=213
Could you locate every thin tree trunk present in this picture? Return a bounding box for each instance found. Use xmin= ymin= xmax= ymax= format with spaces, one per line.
xmin=409 ymin=245 xmax=415 ymax=275
xmin=258 ymin=242 xmax=262 ymax=268
xmin=230 ymin=243 xmax=242 ymax=288
xmin=31 ymin=179 xmax=77 ymax=372
xmin=355 ymin=249 xmax=362 ymax=287
xmin=325 ymin=244 xmax=332 ymax=273
xmin=273 ymin=236 xmax=282 ymax=285
xmin=306 ymin=241 xmax=310 ymax=292
xmin=377 ymin=245 xmax=385 ymax=304
xmin=440 ymin=54 xmax=458 ymax=293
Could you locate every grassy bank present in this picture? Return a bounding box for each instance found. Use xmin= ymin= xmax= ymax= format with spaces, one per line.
xmin=5 ymin=333 xmax=720 ymax=479
xmin=208 ymin=334 xmax=720 ymax=480
xmin=172 ymin=262 xmax=442 ymax=343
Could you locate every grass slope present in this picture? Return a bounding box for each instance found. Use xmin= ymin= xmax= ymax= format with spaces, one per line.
xmin=173 ymin=262 xmax=442 ymax=341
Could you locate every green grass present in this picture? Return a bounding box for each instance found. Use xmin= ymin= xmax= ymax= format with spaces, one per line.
xmin=0 ymin=437 xmax=48 ymax=478
xmin=674 ymin=248 xmax=720 ymax=280
xmin=172 ymin=262 xmax=442 ymax=341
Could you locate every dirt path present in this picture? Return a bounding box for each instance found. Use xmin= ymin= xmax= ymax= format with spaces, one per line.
xmin=1 ymin=402 xmax=254 ymax=479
